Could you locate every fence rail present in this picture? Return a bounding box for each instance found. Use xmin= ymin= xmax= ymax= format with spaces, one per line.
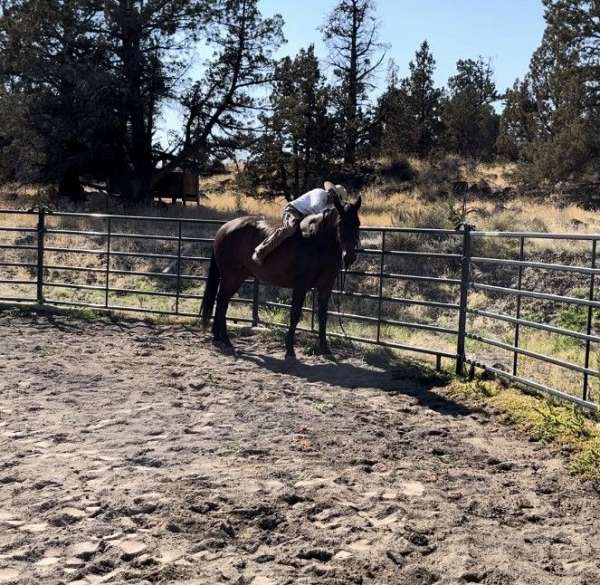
xmin=1 ymin=208 xmax=599 ymax=411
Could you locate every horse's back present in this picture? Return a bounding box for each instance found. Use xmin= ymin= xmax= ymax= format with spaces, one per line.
xmin=215 ymin=216 xmax=265 ymax=243
xmin=213 ymin=216 xmax=265 ymax=264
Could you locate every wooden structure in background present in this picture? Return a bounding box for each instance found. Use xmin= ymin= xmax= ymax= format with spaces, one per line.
xmin=152 ymin=170 xmax=201 ymax=206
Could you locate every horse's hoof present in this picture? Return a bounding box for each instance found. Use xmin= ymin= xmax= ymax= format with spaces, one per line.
xmin=285 ymin=350 xmax=296 ymax=360
xmin=213 ymin=339 xmax=235 ymax=353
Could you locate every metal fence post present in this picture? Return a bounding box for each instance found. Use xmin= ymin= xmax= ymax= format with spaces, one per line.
xmin=175 ymin=220 xmax=182 ymax=314
xmin=456 ymin=224 xmax=473 ymax=375
xmin=252 ymin=278 xmax=260 ymax=327
xmin=376 ymin=230 xmax=386 ymax=342
xmin=512 ymin=236 xmax=525 ymax=376
xmin=36 ymin=207 xmax=46 ymax=305
xmin=104 ymin=217 xmax=111 ymax=308
xmin=583 ymin=239 xmax=597 ymax=401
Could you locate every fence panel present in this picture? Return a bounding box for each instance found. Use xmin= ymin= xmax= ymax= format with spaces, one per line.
xmin=1 ymin=208 xmax=599 ymax=411
xmin=467 ymin=230 xmax=600 ymax=410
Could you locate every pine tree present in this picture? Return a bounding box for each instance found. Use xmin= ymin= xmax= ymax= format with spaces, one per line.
xmin=178 ymin=0 xmax=284 ymax=173
xmin=321 ymin=0 xmax=386 ymax=165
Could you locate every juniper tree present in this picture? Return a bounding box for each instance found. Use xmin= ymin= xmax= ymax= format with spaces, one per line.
xmin=100 ymin=0 xmax=208 ymax=199
xmin=496 ymin=77 xmax=539 ymax=161
xmin=243 ymin=46 xmax=334 ymax=199
xmin=371 ymin=60 xmax=414 ymax=158
xmin=0 ymin=0 xmax=283 ymax=201
xmin=443 ymin=57 xmax=499 ymax=160
xmin=0 ymin=0 xmax=113 ymax=197
xmin=504 ymin=0 xmax=600 ymax=183
xmin=408 ymin=42 xmax=445 ymax=156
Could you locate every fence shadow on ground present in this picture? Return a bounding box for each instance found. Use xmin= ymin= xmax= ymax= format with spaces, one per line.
xmin=237 ymin=349 xmax=479 ymax=418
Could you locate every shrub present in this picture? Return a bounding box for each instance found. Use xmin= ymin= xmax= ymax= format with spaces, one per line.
xmin=380 ymin=157 xmax=416 ymax=182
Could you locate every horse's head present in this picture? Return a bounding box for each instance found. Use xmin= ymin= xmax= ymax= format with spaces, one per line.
xmin=333 ymin=194 xmax=362 ymax=269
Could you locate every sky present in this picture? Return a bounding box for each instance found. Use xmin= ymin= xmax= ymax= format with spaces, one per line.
xmin=161 ymin=0 xmax=547 ymax=141
xmin=261 ymin=0 xmax=546 ymax=92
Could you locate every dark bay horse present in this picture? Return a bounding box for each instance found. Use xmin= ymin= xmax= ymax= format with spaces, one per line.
xmin=200 ymin=196 xmax=361 ymax=357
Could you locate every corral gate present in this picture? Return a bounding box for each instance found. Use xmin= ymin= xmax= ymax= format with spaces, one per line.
xmin=1 ymin=207 xmax=599 ymax=411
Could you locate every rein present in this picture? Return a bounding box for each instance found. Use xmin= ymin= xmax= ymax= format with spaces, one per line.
xmin=333 ymin=263 xmax=348 ymax=338
xmin=325 ymin=210 xmax=350 ymax=339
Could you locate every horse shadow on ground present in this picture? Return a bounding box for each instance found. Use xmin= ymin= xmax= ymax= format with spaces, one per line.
xmin=237 ymin=348 xmax=481 ymax=419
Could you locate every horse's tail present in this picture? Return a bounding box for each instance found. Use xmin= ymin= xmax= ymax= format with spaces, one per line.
xmin=200 ymin=252 xmax=220 ymax=329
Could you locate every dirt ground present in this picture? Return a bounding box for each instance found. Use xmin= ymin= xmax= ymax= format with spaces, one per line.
xmin=1 ymin=311 xmax=599 ymax=585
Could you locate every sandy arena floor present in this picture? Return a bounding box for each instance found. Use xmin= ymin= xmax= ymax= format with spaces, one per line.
xmin=0 ymin=311 xmax=599 ymax=585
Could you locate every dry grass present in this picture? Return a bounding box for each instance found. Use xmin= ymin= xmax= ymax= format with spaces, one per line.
xmin=199 ymin=164 xmax=600 ymax=236
xmin=2 ymin=161 xmax=600 ymax=233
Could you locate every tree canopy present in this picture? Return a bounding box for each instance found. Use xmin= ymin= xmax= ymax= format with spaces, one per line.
xmin=0 ymin=0 xmax=597 ymax=201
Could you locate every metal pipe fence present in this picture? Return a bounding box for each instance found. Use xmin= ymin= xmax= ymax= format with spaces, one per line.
xmin=1 ymin=208 xmax=599 ymax=411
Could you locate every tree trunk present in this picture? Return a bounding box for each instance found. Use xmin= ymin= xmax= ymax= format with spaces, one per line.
xmin=58 ymin=166 xmax=84 ymax=202
xmin=344 ymin=1 xmax=359 ymax=166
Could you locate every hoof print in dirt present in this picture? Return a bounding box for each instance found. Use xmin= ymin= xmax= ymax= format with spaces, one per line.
xmin=189 ymin=500 xmax=220 ymax=514
xmin=403 ymin=565 xmax=440 ymax=584
xmin=460 ymin=571 xmax=487 ymax=583
xmin=258 ymin=515 xmax=280 ymax=531
xmin=386 ymin=549 xmax=408 ymax=567
xmin=298 ymin=548 xmax=333 ymax=562
xmin=279 ymin=492 xmax=305 ymax=506
xmin=118 ymin=539 xmax=147 ymax=560
xmin=70 ymin=540 xmax=102 ymax=560
xmin=51 ymin=507 xmax=87 ymax=526
xmin=404 ymin=528 xmax=431 ymax=548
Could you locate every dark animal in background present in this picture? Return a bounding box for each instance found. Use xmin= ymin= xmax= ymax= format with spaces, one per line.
xmin=200 ymin=196 xmax=362 ymax=357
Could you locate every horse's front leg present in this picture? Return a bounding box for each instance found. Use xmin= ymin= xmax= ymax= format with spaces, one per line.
xmin=285 ymin=286 xmax=307 ymax=358
xmin=317 ymin=286 xmax=333 ymax=355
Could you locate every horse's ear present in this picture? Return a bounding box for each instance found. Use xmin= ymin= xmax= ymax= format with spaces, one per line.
xmin=332 ymin=193 xmax=344 ymax=214
xmin=354 ymin=196 xmax=362 ymax=211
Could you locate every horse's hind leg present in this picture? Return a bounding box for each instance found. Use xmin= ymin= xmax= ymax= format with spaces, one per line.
xmin=213 ymin=270 xmax=247 ymax=348
xmin=285 ymin=286 xmax=307 ymax=358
